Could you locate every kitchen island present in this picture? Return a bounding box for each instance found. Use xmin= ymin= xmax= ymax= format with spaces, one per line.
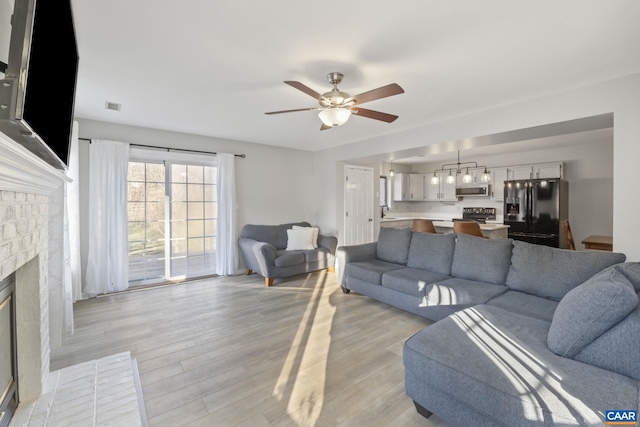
xmin=432 ymin=221 xmax=509 ymax=239
xmin=380 ymin=217 xmax=509 ymax=239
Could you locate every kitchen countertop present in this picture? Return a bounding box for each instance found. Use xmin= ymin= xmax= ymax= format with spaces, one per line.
xmin=432 ymin=221 xmax=509 ymax=230
xmin=380 ymin=217 xmax=508 ymax=229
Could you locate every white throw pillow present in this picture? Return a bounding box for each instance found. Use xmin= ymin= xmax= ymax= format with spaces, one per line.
xmin=286 ymin=228 xmax=315 ymax=250
xmin=293 ymin=225 xmax=319 ymax=248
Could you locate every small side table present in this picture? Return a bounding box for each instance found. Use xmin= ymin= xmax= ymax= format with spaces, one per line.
xmin=581 ymin=235 xmax=613 ymax=251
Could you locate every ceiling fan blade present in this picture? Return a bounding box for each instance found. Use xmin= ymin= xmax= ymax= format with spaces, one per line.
xmin=352 ymin=107 xmax=398 ymax=123
xmin=265 ymin=107 xmax=319 ymax=115
xmin=320 ymin=123 xmax=332 ymax=131
xmin=284 ymin=81 xmax=324 ymax=100
xmin=352 ymin=83 xmax=404 ymax=105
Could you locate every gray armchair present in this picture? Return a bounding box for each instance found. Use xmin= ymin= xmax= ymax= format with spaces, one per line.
xmin=238 ymin=222 xmax=338 ymax=286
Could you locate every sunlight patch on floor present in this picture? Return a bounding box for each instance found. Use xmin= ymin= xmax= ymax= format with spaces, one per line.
xmin=273 ymin=272 xmax=336 ymax=426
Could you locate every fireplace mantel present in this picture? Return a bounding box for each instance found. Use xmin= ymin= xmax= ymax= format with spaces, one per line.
xmin=0 ymin=131 xmax=70 ymax=195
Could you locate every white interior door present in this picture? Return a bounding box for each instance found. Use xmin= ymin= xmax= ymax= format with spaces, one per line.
xmin=344 ymin=166 xmax=374 ymax=246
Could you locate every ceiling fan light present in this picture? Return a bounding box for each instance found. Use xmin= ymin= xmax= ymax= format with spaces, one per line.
xmin=319 ymin=108 xmax=351 ymax=127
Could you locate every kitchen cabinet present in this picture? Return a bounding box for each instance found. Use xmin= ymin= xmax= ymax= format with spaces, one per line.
xmin=533 ymin=163 xmax=562 ymax=179
xmin=508 ymin=166 xmax=533 ymax=180
xmin=425 ymin=172 xmax=457 ymax=201
xmin=506 ymin=162 xmax=563 ymax=181
xmin=491 ymin=167 xmax=509 ymax=201
xmin=393 ymin=173 xmax=426 ymax=201
xmin=456 ymin=169 xmax=484 ymax=186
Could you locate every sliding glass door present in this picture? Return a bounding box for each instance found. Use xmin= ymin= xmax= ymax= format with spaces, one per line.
xmin=127 ymin=160 xmax=217 ymax=284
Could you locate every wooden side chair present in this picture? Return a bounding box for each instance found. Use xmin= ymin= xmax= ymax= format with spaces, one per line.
xmin=413 ymin=219 xmax=437 ymax=233
xmin=453 ymin=221 xmax=485 ymax=238
xmin=561 ymin=219 xmax=576 ymax=250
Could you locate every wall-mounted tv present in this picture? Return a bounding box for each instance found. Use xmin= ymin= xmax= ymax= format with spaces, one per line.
xmin=0 ymin=0 xmax=79 ymax=170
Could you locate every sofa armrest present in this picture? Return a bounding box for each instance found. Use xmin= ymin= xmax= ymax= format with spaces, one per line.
xmin=318 ymin=234 xmax=338 ymax=254
xmin=238 ymin=237 xmax=277 ymax=277
xmin=336 ymin=242 xmax=378 ymax=287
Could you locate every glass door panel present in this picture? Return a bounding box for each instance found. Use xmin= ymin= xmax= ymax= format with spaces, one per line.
xmin=128 ymin=160 xmax=216 ymax=284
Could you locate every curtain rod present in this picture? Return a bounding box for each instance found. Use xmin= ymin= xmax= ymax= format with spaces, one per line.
xmin=79 ymin=138 xmax=246 ymax=158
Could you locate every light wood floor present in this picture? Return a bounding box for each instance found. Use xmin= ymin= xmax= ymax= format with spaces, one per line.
xmin=51 ymin=270 xmax=451 ymax=427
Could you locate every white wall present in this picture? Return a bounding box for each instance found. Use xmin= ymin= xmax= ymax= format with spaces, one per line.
xmin=313 ymin=73 xmax=640 ymax=260
xmin=75 ymin=118 xmax=315 ymax=277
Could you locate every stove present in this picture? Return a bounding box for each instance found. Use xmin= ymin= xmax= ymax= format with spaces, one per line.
xmin=455 ymin=207 xmax=497 ymax=224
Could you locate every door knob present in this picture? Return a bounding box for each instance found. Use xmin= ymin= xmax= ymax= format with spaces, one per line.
xmin=368 ymin=218 xmax=373 ymax=222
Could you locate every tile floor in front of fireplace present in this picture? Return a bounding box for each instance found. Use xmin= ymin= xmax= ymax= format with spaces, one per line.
xmin=10 ymin=352 xmax=146 ymax=427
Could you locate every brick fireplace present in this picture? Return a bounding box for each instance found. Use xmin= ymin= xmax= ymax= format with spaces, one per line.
xmin=0 ymin=131 xmax=68 ymax=423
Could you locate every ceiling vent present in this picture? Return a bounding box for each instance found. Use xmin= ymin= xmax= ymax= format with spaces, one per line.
xmin=105 ymin=101 xmax=121 ymax=111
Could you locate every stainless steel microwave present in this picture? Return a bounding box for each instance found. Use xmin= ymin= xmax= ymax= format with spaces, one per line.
xmin=455 ymin=185 xmax=490 ymax=197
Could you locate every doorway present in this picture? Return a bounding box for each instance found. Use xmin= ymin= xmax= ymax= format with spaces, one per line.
xmin=343 ymin=166 xmax=374 ymax=246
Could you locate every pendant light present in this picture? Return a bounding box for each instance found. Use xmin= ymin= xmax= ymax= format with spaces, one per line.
xmin=430 ymin=171 xmax=439 ymax=185
xmin=389 ymin=160 xmax=395 ymax=177
xmin=432 ymin=151 xmax=491 ymax=185
xmin=462 ymin=168 xmax=473 ymax=184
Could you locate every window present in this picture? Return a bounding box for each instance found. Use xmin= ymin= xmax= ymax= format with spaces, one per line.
xmin=127 ymin=159 xmax=217 ymax=284
xmin=380 ymin=176 xmax=388 ymax=207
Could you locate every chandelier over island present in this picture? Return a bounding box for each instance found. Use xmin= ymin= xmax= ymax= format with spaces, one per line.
xmin=430 ymin=150 xmax=491 ymax=185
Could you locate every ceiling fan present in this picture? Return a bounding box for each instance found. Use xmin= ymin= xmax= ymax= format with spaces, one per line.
xmin=265 ymin=72 xmax=404 ymax=130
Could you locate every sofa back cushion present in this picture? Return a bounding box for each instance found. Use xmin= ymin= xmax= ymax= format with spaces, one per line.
xmin=450 ymin=233 xmax=513 ymax=285
xmin=240 ymin=222 xmax=311 ymax=249
xmin=548 ymin=267 xmax=638 ymax=359
xmin=573 ymin=293 xmax=640 ymax=381
xmin=407 ymin=232 xmax=456 ymax=275
xmin=377 ymin=227 xmax=413 ymax=265
xmin=505 ymin=241 xmax=626 ymax=300
xmin=612 ymin=262 xmax=640 ymax=292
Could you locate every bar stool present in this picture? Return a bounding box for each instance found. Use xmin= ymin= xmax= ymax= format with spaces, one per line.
xmin=453 ymin=221 xmax=485 ymax=238
xmin=561 ymin=219 xmax=576 ymax=250
xmin=413 ymin=219 xmax=437 ymax=233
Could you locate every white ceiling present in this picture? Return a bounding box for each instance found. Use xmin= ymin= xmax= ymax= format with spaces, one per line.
xmin=71 ymin=0 xmax=640 ymax=152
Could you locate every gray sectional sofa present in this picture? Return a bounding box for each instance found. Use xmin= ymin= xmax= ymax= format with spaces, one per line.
xmin=337 ymin=227 xmax=640 ymax=426
xmin=239 ymin=222 xmax=337 ymax=286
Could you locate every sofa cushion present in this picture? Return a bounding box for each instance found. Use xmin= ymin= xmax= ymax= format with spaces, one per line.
xmin=547 ymin=268 xmax=638 ymax=358
xmin=407 ymin=232 xmax=456 ymax=275
xmin=345 ymin=260 xmax=404 ymax=286
xmin=381 ymin=268 xmax=451 ymax=298
xmin=274 ymin=250 xmax=305 ymax=267
xmin=505 ymin=240 xmax=626 ymax=301
xmin=303 ymin=248 xmax=330 ymax=263
xmin=240 ymin=222 xmax=310 ymax=249
xmin=450 ymin=233 xmax=513 ymax=285
xmin=486 ymin=291 xmax=559 ymax=323
xmin=403 ymin=304 xmax=639 ymax=426
xmin=612 ymin=262 xmax=640 ymax=292
xmin=421 ymin=277 xmax=506 ymax=309
xmin=376 ymin=227 xmax=413 ymax=265
xmin=574 ymin=296 xmax=640 ymax=381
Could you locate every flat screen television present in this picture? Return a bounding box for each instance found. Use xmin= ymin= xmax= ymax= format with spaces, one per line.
xmin=0 ymin=0 xmax=79 ymax=170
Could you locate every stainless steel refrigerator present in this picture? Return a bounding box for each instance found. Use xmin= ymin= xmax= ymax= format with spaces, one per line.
xmin=504 ymin=179 xmax=568 ymax=248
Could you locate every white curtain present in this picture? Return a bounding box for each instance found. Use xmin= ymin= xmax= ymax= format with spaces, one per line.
xmin=84 ymin=140 xmax=130 ymax=294
xmin=68 ymin=123 xmax=82 ymax=303
xmin=216 ymin=153 xmax=239 ymax=275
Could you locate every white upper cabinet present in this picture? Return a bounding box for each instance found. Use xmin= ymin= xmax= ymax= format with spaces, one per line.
xmin=410 ymin=174 xmax=426 ymax=200
xmin=534 ymin=163 xmax=563 ymax=179
xmin=508 ymin=165 xmax=533 ymax=180
xmin=393 ymin=173 xmax=426 ymax=201
xmin=490 ymin=167 xmax=509 ymax=201
xmin=425 ymin=172 xmax=457 ymax=201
